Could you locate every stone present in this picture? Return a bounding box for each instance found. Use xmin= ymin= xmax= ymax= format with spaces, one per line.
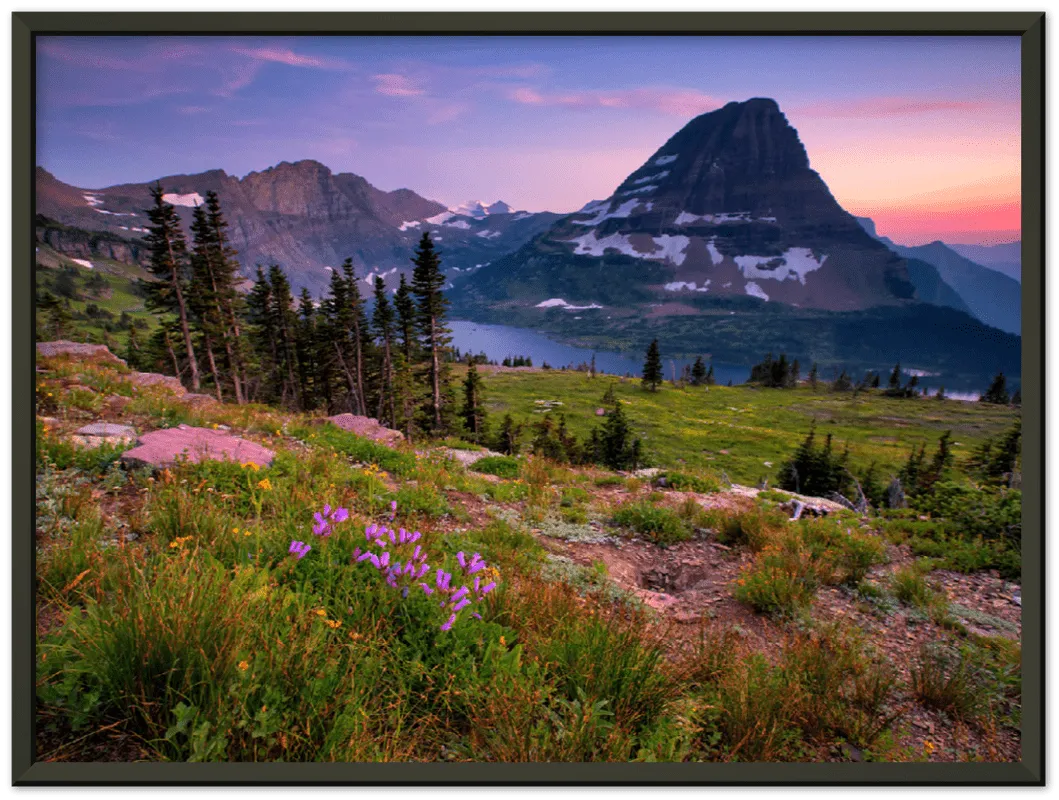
xmin=120 ymin=425 xmax=274 ymax=469
xmin=595 ymin=408 xmax=606 ymax=416
xmin=181 ymin=393 xmax=219 ymax=406
xmin=436 ymin=447 xmax=506 ymax=468
xmin=70 ymin=422 xmax=138 ymax=449
xmin=36 ymin=340 xmax=126 ymax=366
xmin=129 ymin=371 xmax=187 ymax=396
xmin=322 ymin=414 xmax=405 ymax=447
xmin=106 ymin=394 xmax=131 ymax=412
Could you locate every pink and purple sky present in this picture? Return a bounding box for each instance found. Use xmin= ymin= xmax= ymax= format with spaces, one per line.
xmin=36 ymin=35 xmax=1021 ymax=246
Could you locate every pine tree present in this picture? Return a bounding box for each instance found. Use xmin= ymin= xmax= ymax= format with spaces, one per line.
xmin=188 ymin=203 xmax=227 ymax=401
xmin=706 ymin=362 xmax=715 ymax=387
xmin=143 ymin=184 xmax=200 ymax=390
xmin=372 ymin=275 xmax=397 ymax=428
xmin=410 ymin=233 xmax=453 ymax=432
xmin=460 ymin=358 xmax=487 ymax=444
xmin=808 ymin=362 xmax=819 ymax=390
xmin=394 ymin=273 xmax=416 ymax=363
xmin=981 ymin=371 xmax=1010 ymax=405
xmin=935 ymin=385 xmax=946 ymax=400
xmin=589 ymin=400 xmax=643 ymax=470
xmin=888 ymin=362 xmax=902 ymax=391
xmin=341 ymin=259 xmax=371 ymax=416
xmin=294 ymin=288 xmax=318 ymax=410
xmin=267 ymin=265 xmax=301 ymax=408
xmin=531 ymin=413 xmax=565 ymax=461
xmin=494 ymin=413 xmax=523 ymax=455
xmin=589 ymin=353 xmax=596 ymax=379
xmin=642 ymin=339 xmax=663 ymax=392
xmin=690 ymin=356 xmax=707 ymax=386
xmin=245 ymin=266 xmax=279 ymax=402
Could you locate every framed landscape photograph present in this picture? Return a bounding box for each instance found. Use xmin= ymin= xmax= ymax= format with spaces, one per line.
xmin=12 ymin=10 xmax=1044 ymax=785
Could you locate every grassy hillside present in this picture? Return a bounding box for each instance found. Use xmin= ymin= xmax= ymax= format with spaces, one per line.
xmin=34 ymin=351 xmax=1022 ymax=764
xmin=475 ymin=367 xmax=1018 ymax=486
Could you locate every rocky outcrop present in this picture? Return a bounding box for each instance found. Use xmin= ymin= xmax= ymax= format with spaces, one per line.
xmin=70 ymin=423 xmax=138 ymax=448
xmin=322 ymin=414 xmax=404 ymax=447
xmin=120 ymin=425 xmax=274 ymax=469
xmin=128 ymin=371 xmax=186 ymax=396
xmin=37 ymin=340 xmax=126 ymax=366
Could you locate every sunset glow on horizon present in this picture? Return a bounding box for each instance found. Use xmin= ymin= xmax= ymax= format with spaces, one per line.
xmin=36 ymin=35 xmax=1021 ymax=246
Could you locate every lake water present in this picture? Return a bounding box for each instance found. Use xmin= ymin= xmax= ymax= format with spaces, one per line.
xmin=449 ymin=320 xmax=750 ymax=385
xmin=448 ymin=319 xmax=986 ymax=400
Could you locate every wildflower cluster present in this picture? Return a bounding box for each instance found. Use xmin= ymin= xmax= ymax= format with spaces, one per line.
xmin=312 ymin=503 xmax=350 ymax=537
xmin=352 ymin=503 xmax=498 ymax=631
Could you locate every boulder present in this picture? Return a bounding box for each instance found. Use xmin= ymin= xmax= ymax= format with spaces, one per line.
xmin=322 ymin=414 xmax=404 ymax=447
xmin=129 ymin=371 xmax=187 ymax=396
xmin=181 ymin=393 xmax=219 ymax=407
xmin=436 ymin=447 xmax=505 ymax=468
xmin=70 ymin=422 xmax=138 ymax=449
xmin=120 ymin=425 xmax=274 ymax=469
xmin=36 ymin=340 xmax=126 ymax=366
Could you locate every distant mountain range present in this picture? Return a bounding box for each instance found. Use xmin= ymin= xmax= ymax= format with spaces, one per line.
xmin=34 ymin=97 xmax=1021 ymax=382
xmin=947 ymin=241 xmax=1021 ymax=283
xmin=35 ymin=164 xmax=560 ymax=296
xmin=855 ymin=218 xmax=1021 ymax=335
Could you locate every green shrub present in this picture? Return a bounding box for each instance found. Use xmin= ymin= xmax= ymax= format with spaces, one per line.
xmin=611 ymin=500 xmax=691 ymax=545
xmin=910 ymin=643 xmax=992 ymax=721
xmin=472 ymin=455 xmax=521 ymax=479
xmin=660 ymin=471 xmax=721 ymax=494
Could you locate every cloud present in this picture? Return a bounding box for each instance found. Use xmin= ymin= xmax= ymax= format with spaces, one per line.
xmin=232 ymin=46 xmax=348 ymax=70
xmin=177 ymin=105 xmax=210 ymax=115
xmin=372 ymin=73 xmax=425 ymax=97
xmin=510 ymin=86 xmax=718 ymax=117
xmin=426 ymin=102 xmax=470 ymax=125
xmin=793 ymin=96 xmax=1014 ymax=119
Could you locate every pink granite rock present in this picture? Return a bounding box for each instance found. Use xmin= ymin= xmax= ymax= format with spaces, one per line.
xmin=120 ymin=425 xmax=274 ymax=469
xmin=323 ymin=414 xmax=405 ymax=447
xmin=180 ymin=392 xmax=219 ymax=406
xmin=128 ymin=371 xmax=187 ymax=396
xmin=36 ymin=340 xmax=126 ymax=366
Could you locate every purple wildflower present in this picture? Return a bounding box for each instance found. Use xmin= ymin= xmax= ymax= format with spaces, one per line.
xmin=369 ymin=553 xmax=381 ymax=568
xmin=481 ymin=581 xmax=497 ymax=595
xmin=289 ymin=540 xmax=311 ymax=560
xmin=332 ymin=507 xmax=349 ymax=524
xmin=471 ymin=613 xmax=482 ymax=620
xmin=467 ymin=561 xmax=486 ymax=575
xmin=451 ymin=585 xmax=470 ymax=602
xmin=452 ymin=597 xmax=471 ymax=613
xmin=402 ymin=586 xmax=410 ymax=598
xmin=357 ymin=551 xmax=373 ymax=563
xmin=440 ymin=613 xmax=457 ymax=632
xmin=421 ymin=583 xmax=434 ymax=595
xmin=456 ymin=551 xmax=467 ymax=569
xmin=352 ymin=547 xmax=361 ymax=561
xmin=390 ymin=500 xmax=398 ymax=513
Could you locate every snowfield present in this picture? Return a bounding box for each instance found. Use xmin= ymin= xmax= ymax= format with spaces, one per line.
xmin=398 ymin=221 xmax=421 ymax=231
xmin=735 ymin=248 xmax=827 ymax=285
xmin=571 ymin=199 xmax=645 ymax=227
xmin=162 ymin=192 xmax=205 ymax=208
xmin=744 ymin=281 xmax=770 ymax=301
xmin=567 ymin=231 xmax=690 ymax=266
xmin=70 ymin=258 xmax=94 ymax=270
xmin=653 ymin=154 xmax=678 ymax=166
xmin=632 ymin=170 xmax=670 ymax=185
xmin=535 ymin=298 xmax=603 ymax=310
xmin=663 ymin=279 xmax=710 ymax=293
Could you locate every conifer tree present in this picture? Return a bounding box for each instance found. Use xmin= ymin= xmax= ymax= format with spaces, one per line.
xmin=410 ymin=232 xmax=453 ymax=432
xmin=981 ymin=371 xmax=1010 ymax=405
xmin=372 ymin=276 xmax=397 ymax=427
xmin=341 ymin=259 xmax=371 ymax=416
xmin=267 ymin=265 xmax=301 ymax=408
xmin=494 ymin=413 xmax=523 ymax=455
xmin=887 ymin=362 xmax=902 ymax=392
xmin=690 ymin=356 xmax=707 ymax=386
xmin=245 ymin=266 xmax=279 ymax=402
xmin=808 ymin=362 xmax=819 ymax=390
xmin=642 ymin=339 xmax=663 ymax=392
xmin=295 ymin=288 xmax=318 ymax=409
xmin=143 ymin=184 xmax=200 ymax=390
xmin=394 ymin=273 xmax=416 ymax=363
xmin=460 ymin=358 xmax=487 ymax=444
xmin=706 ymin=362 xmax=715 ymax=387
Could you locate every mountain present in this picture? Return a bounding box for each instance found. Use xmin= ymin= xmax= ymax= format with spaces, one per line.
xmin=35 ymin=164 xmax=560 ymax=296
xmin=947 ymin=241 xmax=1021 ymax=283
xmin=452 ymin=98 xmax=1019 ymax=381
xmin=459 ymin=98 xmax=920 ymax=314
xmin=857 ymin=217 xmax=1021 ymax=335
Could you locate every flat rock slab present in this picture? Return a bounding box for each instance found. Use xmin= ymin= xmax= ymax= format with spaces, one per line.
xmin=70 ymin=422 xmax=138 ymax=449
xmin=436 ymin=447 xmax=505 ymax=468
xmin=129 ymin=371 xmax=187 ymax=396
xmin=120 ymin=425 xmax=274 ymax=469
xmin=37 ymin=340 xmax=126 ymax=366
xmin=323 ymin=414 xmax=404 ymax=447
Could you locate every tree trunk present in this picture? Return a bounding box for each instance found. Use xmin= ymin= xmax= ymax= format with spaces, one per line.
xmin=204 ymin=332 xmax=224 ymax=402
xmin=351 ymin=320 xmax=366 ymax=417
xmin=429 ymin=316 xmax=442 ymax=429
xmin=165 ymin=331 xmax=180 ymax=378
xmin=164 ymin=234 xmax=200 ymax=391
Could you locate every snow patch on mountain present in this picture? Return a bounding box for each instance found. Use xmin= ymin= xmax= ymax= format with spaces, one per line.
xmin=450 ymin=200 xmax=513 ymax=219
xmin=653 ymin=154 xmax=678 ymax=166
xmin=571 ymin=198 xmax=644 ymax=227
xmin=70 ymin=258 xmax=94 ymax=270
xmin=162 ymin=192 xmax=205 ymax=208
xmin=567 ymin=231 xmax=690 ymax=266
xmin=620 ymin=185 xmax=657 ymax=196
xmin=476 ymin=230 xmax=502 ymax=239
xmin=744 ymin=282 xmax=769 ymax=301
xmin=535 ymin=298 xmax=603 ymax=310
xmin=632 ymin=171 xmax=669 ymax=185
xmin=735 ymin=248 xmax=827 ymax=285
xmin=425 ymin=211 xmax=455 ymax=225
xmin=398 ymin=220 xmax=421 ymax=231
xmin=664 ymin=279 xmax=710 ymax=293
xmin=674 ymin=210 xmax=757 ymax=225
xmin=705 ymin=238 xmax=725 ymax=266
xmin=83 ymin=194 xmax=103 ymax=207
xmin=512 ymin=211 xmax=534 ymax=221
xmin=444 ymin=219 xmax=471 ymax=230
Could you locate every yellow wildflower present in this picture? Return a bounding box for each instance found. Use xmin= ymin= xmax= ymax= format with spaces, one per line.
xmin=325 ymin=619 xmax=342 ymax=629
xmin=232 ymin=527 xmax=240 ymax=534
xmin=243 ymin=529 xmax=252 ymax=537
xmin=243 ymin=461 xmax=260 ymax=472
xmin=499 ymin=636 xmax=507 ymax=647
xmin=923 ymin=741 xmax=935 ymax=756
xmin=257 ymin=478 xmax=273 ymax=491
xmin=275 ymin=429 xmax=281 ymax=435
xmin=316 ymin=609 xmax=327 ymax=617
xmin=238 ymin=660 xmax=249 ymax=672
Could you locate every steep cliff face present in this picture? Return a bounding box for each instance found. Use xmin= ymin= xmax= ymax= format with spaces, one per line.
xmin=462 ymin=98 xmax=916 ymax=312
xmin=35 ymin=216 xmax=150 ymax=267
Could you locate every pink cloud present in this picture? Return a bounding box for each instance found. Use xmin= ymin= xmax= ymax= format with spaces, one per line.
xmin=793 ymin=96 xmax=1014 ymax=119
xmin=233 ymin=46 xmax=347 ymax=70
xmin=372 ymin=73 xmax=425 ymax=97
xmin=427 ymin=103 xmax=469 ymax=125
xmin=510 ymin=86 xmax=718 ymax=117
